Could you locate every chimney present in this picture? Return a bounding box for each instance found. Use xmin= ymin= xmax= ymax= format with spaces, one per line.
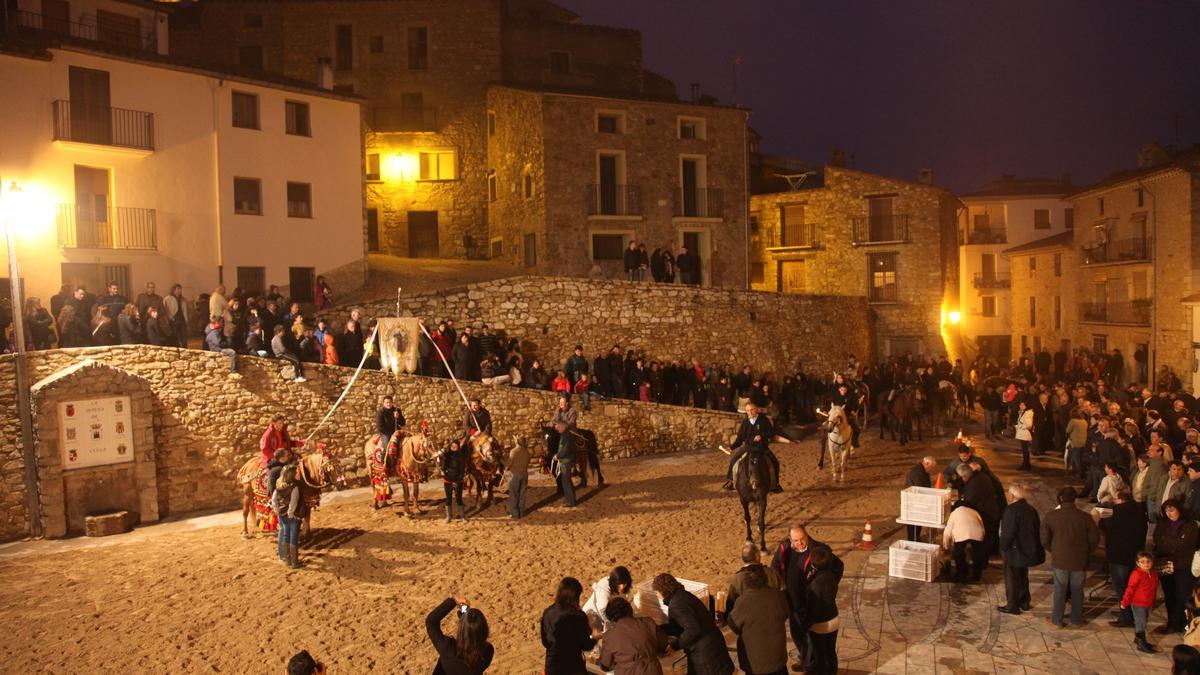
xmin=918 ymin=168 xmax=933 ymax=185
xmin=689 ymin=83 xmax=700 ymax=102
xmin=316 ymin=57 xmax=333 ymax=90
xmin=1138 ymin=143 xmax=1170 ymax=169
xmin=830 ymin=149 xmax=845 ymax=168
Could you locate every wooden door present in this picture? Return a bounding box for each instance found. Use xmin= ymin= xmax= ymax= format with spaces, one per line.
xmin=407 ymin=211 xmax=439 ymax=258
xmin=598 ymin=155 xmax=618 ymax=214
xmin=366 ymin=207 xmax=380 ymax=252
xmin=869 ymin=196 xmax=895 ymax=241
xmin=43 ymin=0 xmax=70 ymax=34
xmin=97 ymin=9 xmax=140 ymax=49
xmin=681 ymin=158 xmax=699 ymax=216
xmin=68 ymin=66 xmax=111 ymax=144
xmin=73 ymin=165 xmax=111 ymax=247
xmin=778 ymin=260 xmax=806 ymax=294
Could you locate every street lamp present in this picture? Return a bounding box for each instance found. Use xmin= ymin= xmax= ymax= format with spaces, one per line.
xmin=3 ymin=180 xmax=43 ymax=538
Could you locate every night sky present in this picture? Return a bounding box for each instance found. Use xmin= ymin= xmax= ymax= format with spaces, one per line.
xmin=556 ymin=0 xmax=1200 ymax=193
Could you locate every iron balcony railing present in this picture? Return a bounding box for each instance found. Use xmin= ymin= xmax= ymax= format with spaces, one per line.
xmin=370 ymin=105 xmax=438 ymax=132
xmin=1080 ymin=300 xmax=1152 ymax=326
xmin=53 ymin=100 xmax=155 ymax=150
xmin=16 ymin=9 xmax=158 ymax=52
xmin=868 ymin=284 xmax=899 ymax=303
xmin=57 ymin=204 xmax=157 ymax=250
xmin=586 ymin=184 xmax=642 ymax=216
xmin=972 ymin=273 xmax=1011 ymax=290
xmin=673 ymin=187 xmax=724 ymax=218
xmin=852 ymin=213 xmax=910 ymax=244
xmin=776 ymin=222 xmax=820 ymax=248
xmin=1082 ymin=237 xmax=1152 ymax=265
xmin=963 ymin=227 xmax=1007 ymax=245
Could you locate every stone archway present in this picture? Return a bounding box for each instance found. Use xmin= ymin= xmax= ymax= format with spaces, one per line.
xmin=30 ymin=359 xmax=159 ymax=537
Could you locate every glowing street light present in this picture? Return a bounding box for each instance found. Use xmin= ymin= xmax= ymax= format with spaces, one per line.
xmin=947 ymin=310 xmax=962 ymax=325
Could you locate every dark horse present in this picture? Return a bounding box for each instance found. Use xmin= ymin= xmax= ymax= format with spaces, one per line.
xmin=876 ymin=387 xmax=919 ymax=445
xmin=541 ymin=426 xmax=600 ymax=486
xmin=735 ymin=447 xmax=771 ymax=552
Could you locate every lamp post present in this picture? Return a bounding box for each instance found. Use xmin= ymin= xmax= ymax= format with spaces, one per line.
xmin=3 ymin=181 xmax=42 ymax=538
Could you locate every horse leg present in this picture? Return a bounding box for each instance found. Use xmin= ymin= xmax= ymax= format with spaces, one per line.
xmin=757 ymin=497 xmax=768 ymax=553
xmin=413 ymin=482 xmax=423 ymax=515
xmin=400 ymin=481 xmax=413 ymax=517
xmin=241 ymin=489 xmax=252 ymax=539
xmin=741 ymin=498 xmax=753 ymax=544
xmin=301 ymin=515 xmax=310 ymax=542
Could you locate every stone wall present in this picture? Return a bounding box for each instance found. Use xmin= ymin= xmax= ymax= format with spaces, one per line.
xmin=357 ymin=275 xmax=871 ymax=375
xmin=0 ymin=346 xmax=742 ymax=542
xmin=749 ymin=166 xmax=961 ymax=359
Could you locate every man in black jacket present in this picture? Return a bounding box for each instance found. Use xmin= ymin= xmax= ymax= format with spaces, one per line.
xmin=960 ymin=463 xmax=1001 ymax=559
xmin=723 ymin=402 xmax=782 ymax=492
xmin=904 ymin=457 xmax=936 ymax=540
xmin=376 ymin=395 xmax=406 ymax=448
xmin=771 ymin=525 xmax=843 ymax=673
xmin=997 ymin=483 xmax=1044 ymax=615
xmin=1102 ymin=490 xmax=1148 ymax=627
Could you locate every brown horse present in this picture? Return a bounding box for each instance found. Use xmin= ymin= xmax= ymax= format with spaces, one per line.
xmin=464 ymin=432 xmax=508 ymax=513
xmin=538 ymin=425 xmax=596 ymax=486
xmin=237 ymin=449 xmax=336 ymax=539
xmin=362 ymin=431 xmax=438 ymax=517
xmin=876 ymin=387 xmax=917 ymax=445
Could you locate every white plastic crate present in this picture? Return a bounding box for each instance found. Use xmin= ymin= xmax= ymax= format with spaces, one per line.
xmin=888 ymin=540 xmax=942 ymax=582
xmin=631 ymin=578 xmax=709 ymax=625
xmin=900 ymin=486 xmax=952 ymax=528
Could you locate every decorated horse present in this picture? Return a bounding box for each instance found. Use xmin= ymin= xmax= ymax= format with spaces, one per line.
xmin=464 ymin=432 xmax=508 ymax=512
xmin=363 ymin=429 xmax=438 ymax=516
xmin=876 ymin=386 xmax=917 ymax=445
xmin=237 ymin=447 xmax=338 ymax=540
xmin=818 ymin=403 xmax=853 ymax=481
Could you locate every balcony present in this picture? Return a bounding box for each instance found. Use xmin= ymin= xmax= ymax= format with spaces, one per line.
xmin=1082 ymin=237 xmax=1152 ymax=265
xmin=57 ymin=205 xmax=157 ymax=250
xmin=972 ymin=273 xmax=1011 ymax=290
xmin=586 ymin=184 xmax=641 ymax=217
xmin=53 ymin=100 xmax=155 ymax=151
xmin=767 ymin=223 xmax=820 ymax=249
xmin=370 ymin=105 xmax=438 ymax=132
xmin=673 ymin=187 xmax=724 ymax=218
xmin=1080 ymin=300 xmax=1152 ymax=326
xmin=15 ymin=9 xmax=159 ymax=53
xmin=852 ymin=214 xmax=910 ymax=245
xmin=963 ymin=227 xmax=1007 ymax=245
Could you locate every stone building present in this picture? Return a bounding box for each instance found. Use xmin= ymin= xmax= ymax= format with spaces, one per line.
xmin=169 ymin=0 xmax=703 ymax=264
xmin=958 ymin=175 xmax=1074 ymax=362
xmin=1066 ymin=144 xmax=1200 ymax=389
xmin=486 ymin=85 xmax=750 ymax=287
xmin=1002 ymin=231 xmax=1079 ymax=361
xmin=748 ymin=164 xmax=961 ymax=359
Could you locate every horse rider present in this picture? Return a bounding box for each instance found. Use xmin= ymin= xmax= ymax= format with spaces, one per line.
xmin=723 ymin=402 xmax=783 ymax=493
xmin=260 ymin=414 xmax=303 ymax=468
xmin=463 ymin=397 xmax=493 ymax=441
xmin=546 ymin=393 xmax=605 ymax=485
xmin=377 ymin=395 xmax=407 ymax=448
xmin=831 ymin=380 xmax=862 ymax=449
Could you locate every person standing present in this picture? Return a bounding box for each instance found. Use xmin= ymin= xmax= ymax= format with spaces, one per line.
xmin=1014 ymin=400 xmax=1034 ymax=470
xmin=772 ymin=525 xmax=843 ymax=672
xmin=959 ymin=463 xmax=1001 ymax=560
xmin=652 ymin=573 xmax=734 ymax=675
xmin=1041 ymin=486 xmax=1100 ymax=627
xmin=208 ymin=284 xmax=227 ymax=326
xmin=726 ymin=564 xmax=788 ymax=675
xmin=904 ymin=456 xmax=936 ymax=540
xmin=425 ymin=596 xmax=494 ymax=674
xmin=554 ymin=421 xmax=578 ymax=507
xmin=623 ymin=240 xmax=640 ymax=282
xmin=1103 ymin=491 xmax=1149 ymax=628
xmin=726 ymin=541 xmax=783 ymax=616
xmin=270 ymin=452 xmax=307 ymax=569
xmin=506 ymin=437 xmax=530 ymax=520
xmin=597 ymin=597 xmax=666 ymax=675
xmin=1153 ymin=498 xmax=1199 ymax=635
xmin=540 ymin=577 xmax=597 ymax=675
xmin=163 ymin=284 xmax=189 ymax=347
xmin=804 ymin=547 xmax=842 ymax=675
xmin=943 ymin=500 xmax=987 ymax=583
xmin=1121 ymin=552 xmax=1161 ymax=653
xmin=997 ymin=483 xmax=1044 ymax=614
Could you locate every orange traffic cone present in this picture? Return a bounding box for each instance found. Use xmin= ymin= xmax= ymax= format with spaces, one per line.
xmin=858 ymin=519 xmax=876 ymax=550
xmin=934 ymin=472 xmax=946 ymax=490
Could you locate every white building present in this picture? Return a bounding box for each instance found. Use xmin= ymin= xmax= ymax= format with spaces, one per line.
xmin=0 ymin=0 xmax=365 ymax=315
xmin=957 ymin=175 xmax=1074 ymax=362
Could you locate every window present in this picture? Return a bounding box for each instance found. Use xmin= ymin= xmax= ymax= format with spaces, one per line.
xmin=549 ymin=50 xmax=570 ymax=74
xmin=1054 ymin=296 xmax=1062 ymax=329
xmin=523 ymin=173 xmax=533 ymax=199
xmin=233 ymin=177 xmax=262 ymax=215
xmin=285 ymin=101 xmax=311 ymax=136
xmin=490 ymin=237 xmax=503 ymax=258
xmin=1098 ymin=196 xmax=1105 ymax=215
xmin=370 ymin=35 xmax=384 ymax=53
xmin=238 ymin=45 xmax=264 ymax=70
xmin=1053 ymin=253 xmax=1062 ymax=277
xmin=678 ymin=117 xmax=706 ymax=140
xmin=1064 ymin=208 xmax=1074 ymax=229
xmin=289 ymin=267 xmax=315 ymax=303
xmin=366 ymin=153 xmax=381 ymax=181
xmin=1021 ymin=335 xmax=1028 ymax=353
xmin=418 ymin=150 xmax=456 ymax=181
xmin=366 ymin=207 xmax=380 ymax=252
xmin=335 ymin=25 xmax=353 ymax=71
xmin=523 ymin=233 xmax=537 ymax=267
xmin=232 ymin=91 xmax=259 ymax=129
xmin=868 ymin=253 xmax=897 ymax=302
xmin=408 ymin=26 xmax=428 ymax=69
xmin=1033 ymin=336 xmax=1042 ymax=353
xmin=244 ymin=14 xmax=263 ymax=29
xmin=592 ymin=234 xmax=627 ymax=260
xmin=981 ymin=296 xmax=997 ymax=317
xmin=286 ymin=182 xmax=312 ymax=218
xmin=487 ymin=170 xmax=497 ymax=202
xmin=1029 ymin=296 xmax=1037 ymax=327
xmin=236 ymin=267 xmax=265 ymax=296
xmin=750 ymin=262 xmax=765 ymax=285
xmin=1093 ymin=335 xmax=1107 ymax=353
xmin=1033 ymin=209 xmax=1050 ymax=229
xmin=1029 ymin=256 xmax=1037 ymax=272
xmin=749 ymin=211 xmax=760 ymax=234
xmin=487 ymin=111 xmax=496 ymax=137
xmin=597 ymin=112 xmax=624 ymax=134
xmin=1136 ymin=188 xmax=1144 ymax=208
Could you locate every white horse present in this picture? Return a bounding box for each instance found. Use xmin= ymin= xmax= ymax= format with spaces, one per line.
xmin=821 ymin=404 xmax=853 ymax=481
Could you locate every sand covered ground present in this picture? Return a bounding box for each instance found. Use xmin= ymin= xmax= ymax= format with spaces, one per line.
xmin=0 ymin=431 xmax=934 ymax=673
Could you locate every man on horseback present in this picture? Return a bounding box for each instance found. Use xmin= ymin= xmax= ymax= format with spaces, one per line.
xmin=463 ymin=398 xmax=492 ymax=439
xmin=260 ymin=415 xmax=302 ymax=468
xmin=831 ymin=380 xmax=862 ymax=450
xmin=723 ymin=402 xmax=783 ymax=493
xmin=376 ymin=395 xmax=406 ymax=448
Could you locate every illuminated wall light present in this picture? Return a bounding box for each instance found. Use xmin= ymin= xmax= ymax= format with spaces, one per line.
xmin=947 ymin=310 xmax=961 ymax=325
xmin=381 ymin=153 xmax=418 ymax=182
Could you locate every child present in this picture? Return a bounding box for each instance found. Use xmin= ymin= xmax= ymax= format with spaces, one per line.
xmin=638 ymin=381 xmax=651 ymax=402
xmin=551 ymin=370 xmax=572 ymax=397
xmin=574 ymin=373 xmax=591 ymax=410
xmin=1121 ymin=551 xmax=1160 ymax=653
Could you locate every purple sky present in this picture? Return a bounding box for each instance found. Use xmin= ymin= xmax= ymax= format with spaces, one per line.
xmin=555 ymin=0 xmax=1200 ymax=193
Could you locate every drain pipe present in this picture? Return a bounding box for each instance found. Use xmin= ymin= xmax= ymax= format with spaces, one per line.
xmin=1138 ymin=178 xmax=1156 ymax=386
